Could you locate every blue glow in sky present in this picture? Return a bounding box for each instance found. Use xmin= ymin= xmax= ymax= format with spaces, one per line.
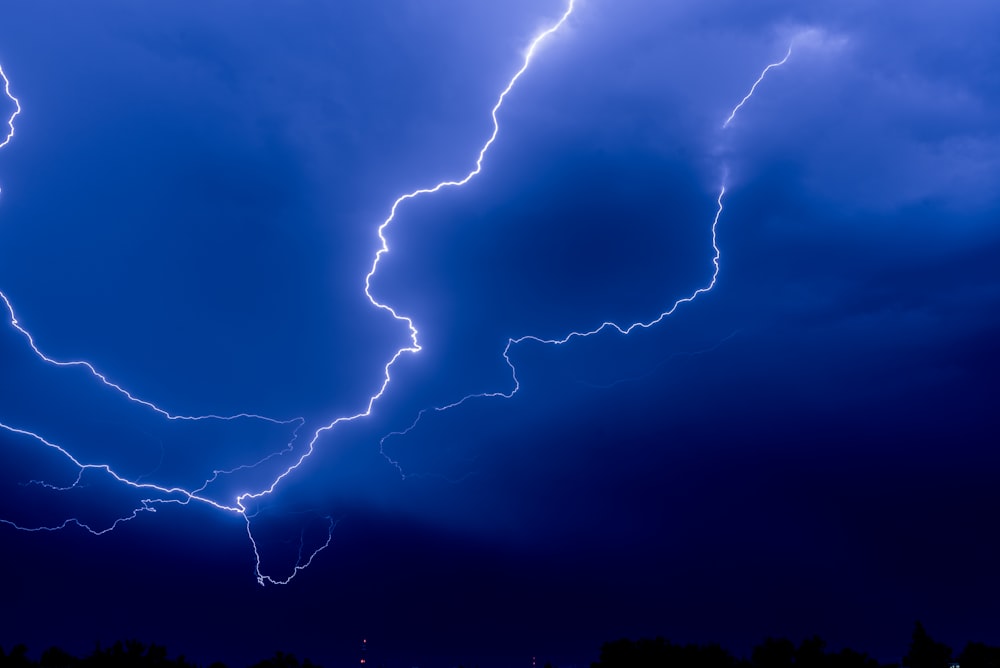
xmin=2 ymin=2 xmax=999 ymax=667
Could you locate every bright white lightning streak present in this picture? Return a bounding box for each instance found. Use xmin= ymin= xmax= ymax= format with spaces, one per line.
xmin=363 ymin=0 xmax=577 ymax=348
xmin=0 ymin=3 xmax=576 ymax=584
xmin=723 ymin=45 xmax=792 ymax=128
xmin=1 ymin=292 xmax=303 ymax=425
xmin=381 ymin=41 xmax=796 ymax=473
xmin=0 ymin=63 xmax=19 ymax=200
xmin=0 ymin=63 xmax=18 ymax=152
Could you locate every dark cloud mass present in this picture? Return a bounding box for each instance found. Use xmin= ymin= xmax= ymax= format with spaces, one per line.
xmin=1 ymin=2 xmax=998 ymax=667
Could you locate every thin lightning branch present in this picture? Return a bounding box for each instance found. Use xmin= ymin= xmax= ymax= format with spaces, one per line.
xmin=0 ymin=63 xmax=19 ymax=201
xmin=381 ymin=41 xmax=796 ymax=475
xmin=0 ymin=292 xmax=302 ymax=426
xmin=246 ymin=515 xmax=338 ymax=586
xmin=723 ymin=45 xmax=792 ymax=128
xmin=0 ymin=63 xmax=19 ymax=152
xmin=0 ymin=423 xmax=246 ymax=515
xmin=379 ymin=187 xmax=725 ymax=469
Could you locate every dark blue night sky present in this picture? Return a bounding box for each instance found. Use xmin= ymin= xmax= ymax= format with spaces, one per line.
xmin=1 ymin=2 xmax=999 ymax=667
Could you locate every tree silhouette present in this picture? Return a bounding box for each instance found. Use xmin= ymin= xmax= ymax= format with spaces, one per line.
xmin=247 ymin=651 xmax=300 ymax=668
xmin=0 ymin=645 xmax=32 ymax=668
xmin=752 ymin=637 xmax=796 ymax=668
xmin=828 ymin=647 xmax=881 ymax=668
xmin=592 ymin=636 xmax=742 ymax=668
xmin=959 ymin=641 xmax=1000 ymax=668
xmin=795 ymin=636 xmax=829 ymax=668
xmin=902 ymin=622 xmax=951 ymax=668
xmin=39 ymin=646 xmax=78 ymax=668
xmin=247 ymin=651 xmax=322 ymax=668
xmin=592 ymin=637 xmax=668 ymax=667
xmin=0 ymin=643 xmax=328 ymax=668
xmin=5 ymin=629 xmax=993 ymax=668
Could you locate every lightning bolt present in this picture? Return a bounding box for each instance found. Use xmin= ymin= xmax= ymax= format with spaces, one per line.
xmin=0 ymin=3 xmax=576 ymax=584
xmin=1 ymin=5 xmax=796 ymax=583
xmin=380 ymin=41 xmax=796 ymax=475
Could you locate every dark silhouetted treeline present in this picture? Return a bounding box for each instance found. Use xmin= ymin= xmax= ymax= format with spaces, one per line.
xmin=591 ymin=622 xmax=1000 ymax=668
xmin=0 ymin=640 xmax=321 ymax=668
xmin=3 ymin=622 xmax=999 ymax=668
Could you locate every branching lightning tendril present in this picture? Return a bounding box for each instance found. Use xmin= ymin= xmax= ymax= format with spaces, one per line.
xmin=723 ymin=45 xmax=792 ymax=128
xmin=380 ymin=42 xmax=795 ymax=475
xmin=0 ymin=6 xmax=794 ymax=584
